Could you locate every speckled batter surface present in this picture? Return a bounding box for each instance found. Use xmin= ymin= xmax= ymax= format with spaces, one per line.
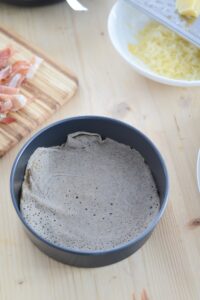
xmin=20 ymin=132 xmax=160 ymax=251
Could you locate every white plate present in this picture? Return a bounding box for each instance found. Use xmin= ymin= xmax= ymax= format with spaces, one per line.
xmin=197 ymin=150 xmax=200 ymax=192
xmin=108 ymin=0 xmax=200 ymax=87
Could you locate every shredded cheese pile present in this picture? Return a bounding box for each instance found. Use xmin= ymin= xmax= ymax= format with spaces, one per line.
xmin=128 ymin=22 xmax=200 ymax=80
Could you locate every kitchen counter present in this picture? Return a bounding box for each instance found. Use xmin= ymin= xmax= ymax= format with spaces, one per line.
xmin=0 ymin=1 xmax=200 ymax=299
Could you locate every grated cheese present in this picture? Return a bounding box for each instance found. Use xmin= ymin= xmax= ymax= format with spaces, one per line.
xmin=128 ymin=22 xmax=200 ymax=80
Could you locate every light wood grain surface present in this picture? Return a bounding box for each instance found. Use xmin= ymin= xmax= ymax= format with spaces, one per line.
xmin=0 ymin=1 xmax=200 ymax=299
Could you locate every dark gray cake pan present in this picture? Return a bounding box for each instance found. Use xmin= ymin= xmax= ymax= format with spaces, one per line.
xmin=10 ymin=116 xmax=169 ymax=268
xmin=1 ymin=0 xmax=64 ymax=6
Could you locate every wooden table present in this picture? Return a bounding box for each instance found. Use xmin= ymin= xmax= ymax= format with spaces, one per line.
xmin=0 ymin=1 xmax=200 ymax=299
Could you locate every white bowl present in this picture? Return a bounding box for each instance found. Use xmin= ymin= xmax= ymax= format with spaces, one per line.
xmin=197 ymin=150 xmax=200 ymax=192
xmin=108 ymin=0 xmax=200 ymax=87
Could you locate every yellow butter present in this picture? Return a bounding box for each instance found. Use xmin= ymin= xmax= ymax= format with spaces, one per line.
xmin=176 ymin=0 xmax=200 ymax=17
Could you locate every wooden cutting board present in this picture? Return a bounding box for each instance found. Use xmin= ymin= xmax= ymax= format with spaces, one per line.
xmin=0 ymin=27 xmax=78 ymax=157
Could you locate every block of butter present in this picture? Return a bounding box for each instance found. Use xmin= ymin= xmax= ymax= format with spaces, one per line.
xmin=176 ymin=0 xmax=200 ymax=17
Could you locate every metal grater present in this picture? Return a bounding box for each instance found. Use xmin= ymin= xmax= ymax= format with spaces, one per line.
xmin=126 ymin=0 xmax=200 ymax=48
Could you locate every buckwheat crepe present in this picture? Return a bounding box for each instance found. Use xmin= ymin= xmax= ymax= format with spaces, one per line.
xmin=20 ymin=132 xmax=160 ymax=251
